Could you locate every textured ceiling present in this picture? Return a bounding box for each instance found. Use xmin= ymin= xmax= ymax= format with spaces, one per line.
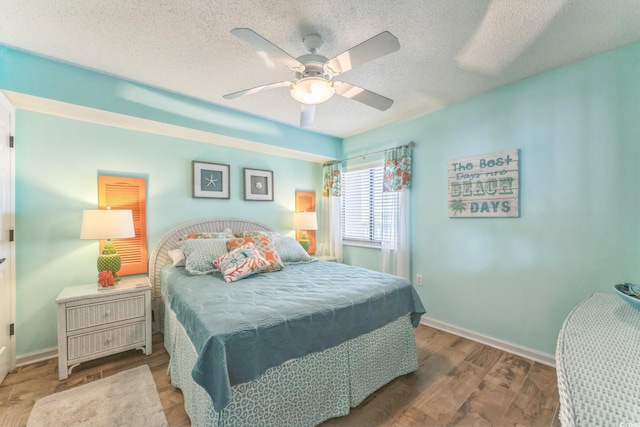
xmin=2 ymin=0 xmax=640 ymax=138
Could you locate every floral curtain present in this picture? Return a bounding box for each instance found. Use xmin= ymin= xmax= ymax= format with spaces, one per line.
xmin=381 ymin=144 xmax=413 ymax=279
xmin=320 ymin=162 xmax=343 ymax=261
xmin=383 ymin=144 xmax=412 ymax=192
xmin=322 ymin=162 xmax=342 ymax=197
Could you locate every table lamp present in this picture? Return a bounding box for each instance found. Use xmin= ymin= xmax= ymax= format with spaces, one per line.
xmin=293 ymin=212 xmax=317 ymax=253
xmin=80 ymin=208 xmax=135 ymax=282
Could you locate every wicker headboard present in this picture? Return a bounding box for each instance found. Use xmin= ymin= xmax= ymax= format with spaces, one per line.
xmin=148 ymin=217 xmax=274 ymax=331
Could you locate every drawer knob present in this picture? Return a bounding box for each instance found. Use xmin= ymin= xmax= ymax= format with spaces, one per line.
xmin=104 ymin=309 xmax=111 ymax=316
xmin=105 ymin=335 xmax=113 ymax=343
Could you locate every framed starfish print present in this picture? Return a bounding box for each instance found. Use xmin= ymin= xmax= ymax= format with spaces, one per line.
xmin=192 ymin=161 xmax=230 ymax=199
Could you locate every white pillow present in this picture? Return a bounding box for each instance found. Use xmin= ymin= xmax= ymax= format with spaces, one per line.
xmin=168 ymin=248 xmax=186 ymax=267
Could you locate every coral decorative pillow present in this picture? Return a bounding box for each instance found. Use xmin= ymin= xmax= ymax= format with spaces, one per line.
xmin=213 ymin=243 xmax=270 ymax=282
xmin=235 ymin=230 xmax=281 ymax=240
xmin=226 ymin=235 xmax=285 ymax=272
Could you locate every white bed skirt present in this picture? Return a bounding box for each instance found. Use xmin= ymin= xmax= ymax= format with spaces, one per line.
xmin=163 ymin=297 xmax=418 ymax=427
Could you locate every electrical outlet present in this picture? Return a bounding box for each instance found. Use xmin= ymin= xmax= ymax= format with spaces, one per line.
xmin=415 ymin=274 xmax=423 ymax=286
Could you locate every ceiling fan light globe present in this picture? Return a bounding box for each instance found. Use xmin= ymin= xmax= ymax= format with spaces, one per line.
xmin=291 ymin=77 xmax=335 ymax=105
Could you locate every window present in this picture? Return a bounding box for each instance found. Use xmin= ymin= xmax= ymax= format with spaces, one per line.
xmin=341 ymin=163 xmax=386 ymax=245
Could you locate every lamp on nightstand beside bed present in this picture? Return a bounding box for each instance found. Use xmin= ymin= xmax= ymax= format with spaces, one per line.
xmin=293 ymin=211 xmax=317 ymax=253
xmin=80 ymin=207 xmax=135 ymax=283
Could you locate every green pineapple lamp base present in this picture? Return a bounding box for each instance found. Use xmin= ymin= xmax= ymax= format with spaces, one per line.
xmin=97 ymin=241 xmax=122 ymax=282
xmin=298 ymin=231 xmax=311 ymax=253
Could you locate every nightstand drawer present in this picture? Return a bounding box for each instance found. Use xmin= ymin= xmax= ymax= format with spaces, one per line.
xmin=67 ymin=321 xmax=146 ymax=360
xmin=66 ymin=295 xmax=145 ymax=331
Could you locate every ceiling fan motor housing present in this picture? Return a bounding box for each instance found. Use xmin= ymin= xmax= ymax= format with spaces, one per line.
xmin=294 ymin=54 xmax=332 ymax=80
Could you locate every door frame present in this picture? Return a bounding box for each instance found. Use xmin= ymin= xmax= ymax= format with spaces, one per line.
xmin=0 ymin=91 xmax=16 ymax=375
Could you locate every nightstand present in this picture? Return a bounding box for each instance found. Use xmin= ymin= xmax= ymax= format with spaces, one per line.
xmin=56 ymin=277 xmax=152 ymax=380
xmin=313 ymin=255 xmax=338 ymax=262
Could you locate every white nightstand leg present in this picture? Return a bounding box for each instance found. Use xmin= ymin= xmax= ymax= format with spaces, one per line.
xmin=57 ymin=303 xmax=68 ymax=380
xmin=144 ymin=289 xmax=152 ymax=355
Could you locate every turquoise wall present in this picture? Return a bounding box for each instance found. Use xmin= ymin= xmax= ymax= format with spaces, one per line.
xmin=343 ymin=41 xmax=640 ymax=355
xmin=14 ymin=111 xmax=323 ymax=354
xmin=0 ymin=47 xmax=337 ymax=355
xmin=6 ymin=40 xmax=640 ymax=358
xmin=0 ymin=45 xmax=341 ymax=158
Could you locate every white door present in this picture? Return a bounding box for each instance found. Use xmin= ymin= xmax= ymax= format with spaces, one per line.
xmin=0 ymin=97 xmax=14 ymax=383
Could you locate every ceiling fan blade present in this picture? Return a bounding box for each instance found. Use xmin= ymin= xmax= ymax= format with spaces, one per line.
xmin=223 ymin=81 xmax=292 ymax=100
xmin=334 ymin=81 xmax=393 ymax=111
xmin=300 ymin=104 xmax=316 ymax=127
xmin=231 ymin=28 xmax=304 ymax=71
xmin=325 ymin=31 xmax=400 ymax=76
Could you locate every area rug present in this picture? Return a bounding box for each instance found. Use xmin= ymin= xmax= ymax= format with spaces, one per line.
xmin=27 ymin=365 xmax=168 ymax=427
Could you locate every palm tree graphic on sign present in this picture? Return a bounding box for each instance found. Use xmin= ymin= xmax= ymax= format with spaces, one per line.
xmin=450 ymin=199 xmax=467 ymax=216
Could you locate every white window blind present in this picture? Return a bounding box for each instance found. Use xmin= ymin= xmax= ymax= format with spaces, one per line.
xmin=342 ymin=163 xmax=393 ymax=245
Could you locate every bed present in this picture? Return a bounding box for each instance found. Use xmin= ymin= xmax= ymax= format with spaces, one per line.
xmin=149 ymin=217 xmax=426 ymax=427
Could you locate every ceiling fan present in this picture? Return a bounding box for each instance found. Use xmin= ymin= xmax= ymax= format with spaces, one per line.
xmin=223 ymin=28 xmax=400 ymax=127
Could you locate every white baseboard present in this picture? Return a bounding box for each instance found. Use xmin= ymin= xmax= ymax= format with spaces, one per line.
xmin=16 ymin=320 xmax=554 ymax=370
xmin=420 ymin=315 xmax=556 ymax=367
xmin=16 ymin=347 xmax=57 ymax=368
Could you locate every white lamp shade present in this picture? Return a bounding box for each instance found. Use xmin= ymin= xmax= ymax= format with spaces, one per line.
xmin=80 ymin=209 xmax=135 ymax=240
xmin=293 ymin=212 xmax=318 ymax=231
xmin=291 ymin=78 xmax=335 ymax=105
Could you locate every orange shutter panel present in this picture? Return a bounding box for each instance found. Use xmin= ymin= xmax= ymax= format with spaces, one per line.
xmin=98 ymin=176 xmax=147 ymax=276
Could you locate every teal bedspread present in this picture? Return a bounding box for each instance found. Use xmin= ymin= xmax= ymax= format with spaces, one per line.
xmin=160 ymin=261 xmax=425 ymax=411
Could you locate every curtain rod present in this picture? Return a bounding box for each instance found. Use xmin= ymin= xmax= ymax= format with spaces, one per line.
xmin=324 ymin=141 xmax=415 ymax=166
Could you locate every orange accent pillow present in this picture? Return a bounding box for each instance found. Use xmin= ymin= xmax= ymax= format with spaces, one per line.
xmin=226 ymin=235 xmax=284 ymax=272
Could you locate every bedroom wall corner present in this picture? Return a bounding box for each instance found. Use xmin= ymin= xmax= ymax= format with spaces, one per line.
xmin=342 ymin=40 xmax=640 ymax=356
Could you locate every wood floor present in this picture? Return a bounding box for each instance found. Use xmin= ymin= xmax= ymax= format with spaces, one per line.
xmin=0 ymin=325 xmax=560 ymax=427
